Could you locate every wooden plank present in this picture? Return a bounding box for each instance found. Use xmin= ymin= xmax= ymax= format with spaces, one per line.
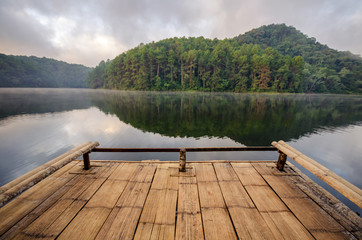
xmin=134 ymin=164 xmax=178 ymax=239
xmin=108 ymin=163 xmax=137 ymax=181
xmin=17 ymin=173 xmax=74 ymax=201
xmin=0 ymin=162 xmax=79 ymax=236
xmin=283 ymin=198 xmax=345 ymax=232
xmin=16 ymin=178 xmax=104 ymax=238
xmin=96 ymin=164 xmax=156 ymax=239
xmin=151 ymin=163 xmax=178 ymax=190
xmin=262 ymin=175 xmax=307 ymax=198
xmin=137 ymin=189 xmax=161 ymax=224
xmin=133 ymin=223 xmax=154 ymax=240
xmin=38 ymin=200 xmax=88 ymax=239
xmin=201 ymin=208 xmax=237 ymax=240
xmin=231 ymin=163 xmax=266 ymax=186
xmin=198 ymin=182 xmax=225 ymax=208
xmin=178 ymin=183 xmax=200 ymax=214
xmin=228 ymin=207 xmax=276 ymax=240
xmin=60 ymin=176 xmax=97 ymax=200
xmin=218 ymin=181 xmax=254 ymax=208
xmin=178 ymin=165 xmax=196 ymax=184
xmin=154 ymin=189 xmax=178 ymax=225
xmin=94 ymin=162 xmax=119 ymax=179
xmin=311 ymin=231 xmax=355 ymax=240
xmin=57 ymin=164 xmax=134 ymax=240
xmin=149 ymin=224 xmax=174 ymax=240
xmin=245 ymin=185 xmax=287 ymax=212
xmin=95 ymin=207 xmax=142 ymax=240
xmin=57 ymin=208 xmax=111 ymax=240
xmin=130 ymin=164 xmax=157 ymax=183
xmin=251 ymin=162 xmax=280 ymax=176
xmin=288 ymin=162 xmax=362 ymax=235
xmin=116 ymin=181 xmax=154 ymax=208
xmin=0 ymin=198 xmax=42 ymax=237
xmin=136 ymin=188 xmax=178 ymax=224
xmin=17 ymin=198 xmax=74 ymax=237
xmin=14 ymin=163 xmax=116 ymax=239
xmin=115 ymin=164 xmax=156 ymax=208
xmin=194 ymin=163 xmax=217 ymax=182
xmin=176 ymin=165 xmax=203 ymax=240
xmin=261 ymin=211 xmax=314 ymax=240
xmin=213 ymin=163 xmax=239 ymax=181
xmin=0 ymin=179 xmax=76 ymax=239
xmin=176 ymin=213 xmax=203 ymax=240
xmin=86 ymin=179 xmax=128 ymax=208
xmin=15 ymin=200 xmax=87 ymax=240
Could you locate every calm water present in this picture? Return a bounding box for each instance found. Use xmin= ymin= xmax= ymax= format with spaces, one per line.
xmin=0 ymin=88 xmax=361 ymax=214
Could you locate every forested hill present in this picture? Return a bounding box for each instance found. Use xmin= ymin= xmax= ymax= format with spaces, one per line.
xmin=0 ymin=54 xmax=90 ymax=88
xmin=87 ymin=24 xmax=362 ymax=93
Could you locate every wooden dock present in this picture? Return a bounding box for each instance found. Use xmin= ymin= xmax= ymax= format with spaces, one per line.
xmin=0 ymin=142 xmax=361 ymax=239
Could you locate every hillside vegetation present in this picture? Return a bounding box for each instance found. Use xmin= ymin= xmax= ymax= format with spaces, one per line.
xmin=0 ymin=54 xmax=90 ymax=88
xmin=87 ymin=24 xmax=362 ymax=93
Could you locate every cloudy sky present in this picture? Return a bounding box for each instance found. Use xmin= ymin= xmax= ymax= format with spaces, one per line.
xmin=0 ymin=0 xmax=361 ymax=67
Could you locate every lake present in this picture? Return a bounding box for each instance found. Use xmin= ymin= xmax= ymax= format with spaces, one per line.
xmin=0 ymin=88 xmax=361 ymax=214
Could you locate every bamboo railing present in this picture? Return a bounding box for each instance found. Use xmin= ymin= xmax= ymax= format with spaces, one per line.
xmin=0 ymin=142 xmax=99 ymax=207
xmin=89 ymin=146 xmax=277 ymax=172
xmin=273 ymin=140 xmax=362 ymax=208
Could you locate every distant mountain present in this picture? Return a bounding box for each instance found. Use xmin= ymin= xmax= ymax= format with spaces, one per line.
xmin=0 ymin=54 xmax=90 ymax=88
xmin=236 ymin=24 xmax=362 ymax=93
xmin=87 ymin=24 xmax=362 ymax=94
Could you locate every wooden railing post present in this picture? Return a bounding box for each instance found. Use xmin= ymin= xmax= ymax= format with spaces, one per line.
xmin=179 ymin=148 xmax=186 ymax=172
xmin=83 ymin=152 xmax=90 ymax=170
xmin=276 ymin=150 xmax=287 ymax=171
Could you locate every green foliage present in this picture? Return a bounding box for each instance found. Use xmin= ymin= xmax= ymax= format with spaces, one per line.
xmin=237 ymin=24 xmax=362 ymax=93
xmin=87 ymin=24 xmax=362 ymax=94
xmin=89 ymin=91 xmax=362 ymax=145
xmin=0 ymin=54 xmax=90 ymax=88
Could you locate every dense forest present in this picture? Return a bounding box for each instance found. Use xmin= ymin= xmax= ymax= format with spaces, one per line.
xmin=0 ymin=54 xmax=90 ymax=88
xmin=87 ymin=24 xmax=362 ymax=93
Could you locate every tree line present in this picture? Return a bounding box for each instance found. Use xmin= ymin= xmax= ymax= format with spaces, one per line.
xmin=87 ymin=24 xmax=362 ymax=94
xmin=0 ymin=54 xmax=90 ymax=88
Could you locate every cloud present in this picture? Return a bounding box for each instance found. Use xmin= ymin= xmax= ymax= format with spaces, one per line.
xmin=0 ymin=0 xmax=361 ymax=67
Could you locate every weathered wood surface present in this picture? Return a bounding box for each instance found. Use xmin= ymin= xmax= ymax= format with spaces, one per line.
xmin=0 ymin=160 xmax=360 ymax=240
xmin=273 ymin=140 xmax=362 ymax=208
xmin=0 ymin=142 xmax=99 ymax=207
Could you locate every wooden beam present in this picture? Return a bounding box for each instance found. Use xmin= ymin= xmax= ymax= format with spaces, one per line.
xmin=83 ymin=152 xmax=90 ymax=170
xmin=272 ymin=140 xmax=362 ymax=208
xmin=276 ymin=151 xmax=287 ymax=171
xmin=92 ymin=146 xmax=277 ymax=153
xmin=0 ymin=142 xmax=90 ymax=194
xmin=0 ymin=142 xmax=99 ymax=207
xmin=179 ymin=148 xmax=186 ymax=172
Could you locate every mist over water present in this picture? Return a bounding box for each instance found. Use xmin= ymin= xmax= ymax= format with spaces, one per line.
xmin=0 ymin=88 xmax=361 ymax=213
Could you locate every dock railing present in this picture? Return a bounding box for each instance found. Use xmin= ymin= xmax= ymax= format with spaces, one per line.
xmin=272 ymin=140 xmax=362 ymax=208
xmin=1 ymin=141 xmax=360 ymax=209
xmin=86 ymin=146 xmax=277 ymax=172
xmin=84 ymin=141 xmax=362 ymax=208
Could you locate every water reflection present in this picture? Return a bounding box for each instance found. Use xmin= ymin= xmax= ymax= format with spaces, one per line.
xmin=91 ymin=91 xmax=362 ymax=145
xmin=0 ymin=88 xmax=361 ymax=214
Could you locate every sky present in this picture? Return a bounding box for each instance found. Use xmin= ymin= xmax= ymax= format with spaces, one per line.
xmin=0 ymin=0 xmax=361 ymax=67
